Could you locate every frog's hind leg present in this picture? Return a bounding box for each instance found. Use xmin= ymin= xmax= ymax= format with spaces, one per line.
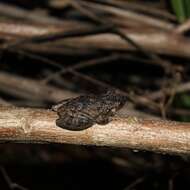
xmin=56 ymin=112 xmax=95 ymax=131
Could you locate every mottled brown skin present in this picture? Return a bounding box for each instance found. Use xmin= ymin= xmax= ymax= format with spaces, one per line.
xmin=52 ymin=90 xmax=127 ymax=131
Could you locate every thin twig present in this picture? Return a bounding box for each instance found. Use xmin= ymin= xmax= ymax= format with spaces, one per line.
xmin=0 ymin=20 xmax=85 ymax=37
xmin=173 ymin=19 xmax=190 ymax=34
xmin=79 ymin=0 xmax=174 ymax=30
xmin=2 ymin=24 xmax=110 ymax=49
xmin=123 ymin=176 xmax=145 ymax=190
xmin=147 ymin=81 xmax=190 ymax=100
xmin=41 ymin=54 xmax=120 ymax=83
xmin=92 ymin=0 xmax=176 ymax=21
xmin=0 ymin=166 xmax=28 ymax=190
xmin=0 ymin=2 xmax=63 ymax=25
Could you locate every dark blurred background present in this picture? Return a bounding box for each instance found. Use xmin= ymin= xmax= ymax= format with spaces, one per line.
xmin=0 ymin=0 xmax=190 ymax=189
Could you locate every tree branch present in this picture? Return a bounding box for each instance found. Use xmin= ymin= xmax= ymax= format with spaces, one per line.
xmin=0 ymin=106 xmax=190 ymax=155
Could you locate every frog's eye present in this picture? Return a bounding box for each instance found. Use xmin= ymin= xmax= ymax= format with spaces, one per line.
xmin=77 ymin=102 xmax=83 ymax=110
xmin=52 ymin=104 xmax=63 ymax=111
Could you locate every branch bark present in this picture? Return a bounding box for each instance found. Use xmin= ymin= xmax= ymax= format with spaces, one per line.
xmin=0 ymin=106 xmax=190 ymax=155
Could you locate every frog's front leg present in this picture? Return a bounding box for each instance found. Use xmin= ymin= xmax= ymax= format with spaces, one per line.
xmin=95 ymin=114 xmax=111 ymax=125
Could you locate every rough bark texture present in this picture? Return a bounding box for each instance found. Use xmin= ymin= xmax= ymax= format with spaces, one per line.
xmin=0 ymin=106 xmax=190 ymax=155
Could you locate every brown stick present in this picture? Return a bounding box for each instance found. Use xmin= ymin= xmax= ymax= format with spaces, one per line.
xmin=78 ymin=0 xmax=174 ymax=30
xmin=61 ymin=31 xmax=190 ymax=58
xmin=97 ymin=0 xmax=176 ymax=21
xmin=0 ymin=20 xmax=91 ymax=37
xmin=0 ymin=106 xmax=190 ymax=155
xmin=0 ymin=72 xmax=76 ymax=102
xmin=0 ymin=2 xmax=64 ymax=25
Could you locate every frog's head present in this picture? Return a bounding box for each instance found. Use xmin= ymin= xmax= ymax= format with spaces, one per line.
xmin=51 ymin=99 xmax=69 ymax=112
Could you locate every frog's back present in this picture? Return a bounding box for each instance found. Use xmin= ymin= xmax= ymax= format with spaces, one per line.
xmin=64 ymin=95 xmax=98 ymax=111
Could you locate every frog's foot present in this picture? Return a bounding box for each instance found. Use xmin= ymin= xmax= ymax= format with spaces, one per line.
xmin=96 ymin=115 xmax=112 ymax=125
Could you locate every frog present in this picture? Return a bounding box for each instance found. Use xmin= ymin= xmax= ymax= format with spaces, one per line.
xmin=52 ymin=90 xmax=127 ymax=131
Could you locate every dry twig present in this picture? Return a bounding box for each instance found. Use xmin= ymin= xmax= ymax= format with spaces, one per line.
xmin=78 ymin=0 xmax=174 ymax=30
xmin=0 ymin=72 xmax=76 ymax=102
xmin=0 ymin=166 xmax=28 ymax=190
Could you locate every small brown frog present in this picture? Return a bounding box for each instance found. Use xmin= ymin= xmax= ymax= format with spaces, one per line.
xmin=52 ymin=90 xmax=127 ymax=131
